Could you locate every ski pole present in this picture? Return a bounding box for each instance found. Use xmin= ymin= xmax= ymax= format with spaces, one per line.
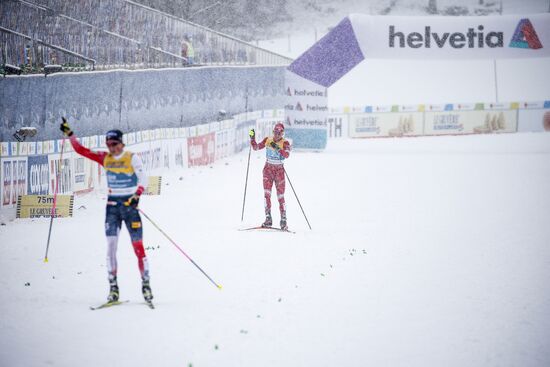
xmin=240 ymin=87 xmax=250 ymax=222
xmin=44 ymin=137 xmax=66 ymax=262
xmin=138 ymin=208 xmax=222 ymax=290
xmin=283 ymin=167 xmax=312 ymax=230
xmin=241 ymin=144 xmax=251 ymax=221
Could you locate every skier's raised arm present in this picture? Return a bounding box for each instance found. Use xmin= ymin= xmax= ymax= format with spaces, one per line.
xmin=249 ymin=129 xmax=268 ymax=151
xmin=60 ymin=117 xmax=106 ymax=166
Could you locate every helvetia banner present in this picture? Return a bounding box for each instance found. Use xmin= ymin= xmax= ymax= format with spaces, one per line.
xmin=284 ymin=70 xmax=328 ymax=150
xmin=350 ymin=13 xmax=550 ymax=59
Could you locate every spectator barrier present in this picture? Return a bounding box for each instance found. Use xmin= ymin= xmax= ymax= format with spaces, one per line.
xmin=0 ymin=109 xmax=284 ymax=219
xmin=0 ymin=65 xmax=286 ymax=142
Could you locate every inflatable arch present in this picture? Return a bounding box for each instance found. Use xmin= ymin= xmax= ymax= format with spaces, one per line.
xmin=284 ymin=13 xmax=550 ymax=149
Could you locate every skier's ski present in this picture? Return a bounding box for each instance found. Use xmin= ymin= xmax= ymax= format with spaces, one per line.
xmin=239 ymin=226 xmax=295 ymax=234
xmin=89 ymin=300 xmax=129 ymax=310
xmin=145 ymin=300 xmax=155 ymax=309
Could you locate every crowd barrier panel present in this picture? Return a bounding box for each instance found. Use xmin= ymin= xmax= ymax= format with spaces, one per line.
xmin=0 ymin=109 xmax=284 ymax=220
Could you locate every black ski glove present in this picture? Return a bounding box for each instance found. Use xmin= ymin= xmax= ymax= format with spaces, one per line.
xmin=124 ymin=194 xmax=140 ymax=208
xmin=60 ymin=117 xmax=73 ymax=137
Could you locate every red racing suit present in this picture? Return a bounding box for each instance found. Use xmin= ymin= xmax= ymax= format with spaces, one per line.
xmin=251 ymin=136 xmax=291 ymax=215
xmin=68 ymin=135 xmax=149 ymax=281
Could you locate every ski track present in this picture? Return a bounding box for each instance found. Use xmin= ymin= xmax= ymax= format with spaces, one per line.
xmin=1 ymin=134 xmax=550 ymax=367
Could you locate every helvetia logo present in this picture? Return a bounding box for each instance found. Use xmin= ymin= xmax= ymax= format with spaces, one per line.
xmin=388 ymin=25 xmax=504 ymax=49
xmin=509 ymin=18 xmax=543 ymax=49
xmin=388 ymin=19 xmax=543 ymax=50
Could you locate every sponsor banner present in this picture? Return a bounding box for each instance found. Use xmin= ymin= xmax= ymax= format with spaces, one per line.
xmin=162 ymin=141 xmax=170 ymax=170
xmin=126 ymin=132 xmax=137 ymax=146
xmin=45 ymin=141 xmax=55 ymax=154
xmin=518 ymin=108 xmax=550 ymax=132
xmin=188 ymin=133 xmax=215 ymax=166
xmin=327 ymin=114 xmax=349 ymax=138
xmin=425 ymin=110 xmax=517 ymax=135
xmin=349 ymin=112 xmax=423 ymax=138
xmin=1 ymin=158 xmax=27 ymax=208
xmin=14 ymin=159 xmax=28 ymax=206
xmin=134 ymin=142 xmax=163 ymax=174
xmin=425 ymin=104 xmax=449 ymax=112
xmin=72 ymin=155 xmax=96 ymax=195
xmin=1 ymin=159 xmax=12 ymax=207
xmin=520 ymin=101 xmax=545 ymax=109
xmin=1 ymin=143 xmax=9 ymax=157
xmin=90 ymin=135 xmax=99 ymax=148
xmin=197 ymin=124 xmax=209 ymax=136
xmin=249 ymin=111 xmax=263 ymax=120
xmin=29 ymin=142 xmax=37 ymax=155
xmin=153 ymin=129 xmax=162 ymax=141
xmin=350 ymin=14 xmax=550 ymax=59
xmin=179 ymin=127 xmax=189 ymax=138
xmin=27 ymin=155 xmax=50 ymax=195
xmin=221 ymin=119 xmax=235 ymax=131
xmin=19 ymin=142 xmax=29 ymax=156
xmin=189 ymin=126 xmax=198 ymax=137
xmin=285 ymin=70 xmax=328 ymax=149
xmin=209 ymin=122 xmax=221 ymax=133
xmin=145 ymin=176 xmax=162 ymax=195
xmin=398 ymin=105 xmax=422 ymax=112
xmin=16 ymin=195 xmax=74 ymax=218
xmin=48 ymin=155 xmax=73 ymax=194
xmin=215 ymin=130 xmax=231 ymax=160
xmin=486 ymin=102 xmax=513 ymax=110
xmin=263 ymin=110 xmax=275 ymax=118
xmin=171 ymin=138 xmax=188 ymax=168
xmin=233 ymin=113 xmax=246 ymax=124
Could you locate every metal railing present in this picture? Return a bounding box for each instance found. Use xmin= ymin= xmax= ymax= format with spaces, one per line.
xmin=25 ymin=0 xmax=292 ymax=66
xmin=0 ymin=0 xmax=187 ymax=71
xmin=0 ymin=25 xmax=96 ymax=74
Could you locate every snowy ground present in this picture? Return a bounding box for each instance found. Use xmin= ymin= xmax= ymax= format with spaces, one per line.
xmin=1 ymin=132 xmax=550 ymax=367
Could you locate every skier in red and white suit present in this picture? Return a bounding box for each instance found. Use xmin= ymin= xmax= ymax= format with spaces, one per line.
xmin=59 ymin=118 xmax=152 ymax=304
xmin=249 ymin=123 xmax=291 ymax=230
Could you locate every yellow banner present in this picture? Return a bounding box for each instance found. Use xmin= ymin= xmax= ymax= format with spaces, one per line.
xmin=145 ymin=176 xmax=162 ymax=195
xmin=16 ymin=195 xmax=74 ymax=218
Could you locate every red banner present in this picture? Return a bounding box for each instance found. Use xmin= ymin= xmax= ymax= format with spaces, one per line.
xmin=187 ymin=133 xmax=215 ymax=167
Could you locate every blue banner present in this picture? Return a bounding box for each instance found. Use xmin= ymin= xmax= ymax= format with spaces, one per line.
xmin=27 ymin=155 xmax=49 ymax=195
